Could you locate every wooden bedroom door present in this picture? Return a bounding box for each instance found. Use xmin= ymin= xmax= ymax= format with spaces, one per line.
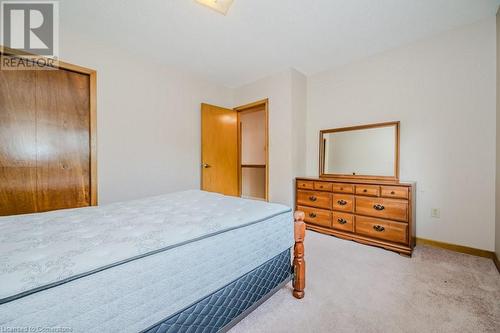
xmin=0 ymin=52 xmax=97 ymax=216
xmin=201 ymin=103 xmax=239 ymax=196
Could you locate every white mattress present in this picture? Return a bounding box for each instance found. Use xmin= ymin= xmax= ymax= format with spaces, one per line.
xmin=0 ymin=190 xmax=293 ymax=332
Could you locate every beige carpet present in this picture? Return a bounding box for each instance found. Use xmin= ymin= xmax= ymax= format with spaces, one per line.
xmin=230 ymin=231 xmax=500 ymax=333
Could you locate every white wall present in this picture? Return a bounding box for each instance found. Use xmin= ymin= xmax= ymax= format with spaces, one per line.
xmin=233 ymin=71 xmax=293 ymax=205
xmin=58 ymin=17 xmax=497 ymax=251
xmin=306 ymin=19 xmax=497 ymax=251
xmin=233 ymin=69 xmax=307 ymax=206
xmin=59 ymin=29 xmax=233 ymax=204
xmin=291 ymin=70 xmax=308 ymax=182
xmin=496 ymin=10 xmax=500 ymax=259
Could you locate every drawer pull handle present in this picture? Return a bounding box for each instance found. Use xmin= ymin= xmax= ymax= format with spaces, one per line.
xmin=337 ymin=200 xmax=347 ymax=206
xmin=391 ymin=191 xmax=395 ymax=195
xmin=373 ymin=225 xmax=385 ymax=232
xmin=309 ymin=196 xmax=317 ymax=202
xmin=309 ymin=212 xmax=317 ymax=218
xmin=337 ymin=218 xmax=347 ymax=225
xmin=363 ymin=189 xmax=367 ymax=193
xmin=373 ymin=204 xmax=385 ymax=211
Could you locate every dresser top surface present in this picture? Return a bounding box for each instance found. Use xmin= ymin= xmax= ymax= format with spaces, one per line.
xmin=296 ymin=177 xmax=414 ymax=187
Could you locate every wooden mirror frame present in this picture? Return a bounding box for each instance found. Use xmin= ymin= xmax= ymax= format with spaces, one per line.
xmin=319 ymin=121 xmax=400 ymax=181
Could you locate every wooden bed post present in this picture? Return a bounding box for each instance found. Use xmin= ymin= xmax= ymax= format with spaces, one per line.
xmin=293 ymin=211 xmax=306 ymax=299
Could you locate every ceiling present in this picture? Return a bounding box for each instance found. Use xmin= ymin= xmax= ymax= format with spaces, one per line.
xmin=60 ymin=0 xmax=500 ymax=88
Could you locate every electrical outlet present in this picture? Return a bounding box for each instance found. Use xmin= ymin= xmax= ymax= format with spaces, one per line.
xmin=431 ymin=208 xmax=440 ymax=218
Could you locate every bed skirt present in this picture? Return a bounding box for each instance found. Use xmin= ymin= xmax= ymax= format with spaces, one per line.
xmin=142 ymin=249 xmax=292 ymax=333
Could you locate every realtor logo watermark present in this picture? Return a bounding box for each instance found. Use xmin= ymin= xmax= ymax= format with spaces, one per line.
xmin=1 ymin=1 xmax=59 ymax=69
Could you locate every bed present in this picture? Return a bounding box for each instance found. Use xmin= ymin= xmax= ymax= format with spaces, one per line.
xmin=0 ymin=190 xmax=305 ymax=333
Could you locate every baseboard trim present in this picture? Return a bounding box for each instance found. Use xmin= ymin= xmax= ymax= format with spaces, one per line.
xmin=415 ymin=237 xmax=494 ymax=259
xmin=494 ymin=254 xmax=500 ymax=274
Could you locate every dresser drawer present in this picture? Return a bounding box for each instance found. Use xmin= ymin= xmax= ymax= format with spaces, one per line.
xmin=314 ymin=181 xmax=332 ymax=192
xmin=332 ymin=212 xmax=354 ymax=232
xmin=355 ymin=216 xmax=408 ymax=244
xmin=332 ymin=183 xmax=354 ymax=194
xmin=355 ymin=185 xmax=380 ymax=197
xmin=298 ymin=205 xmax=331 ymax=228
xmin=381 ymin=186 xmax=408 ymax=199
xmin=297 ymin=190 xmax=331 ymax=209
xmin=332 ymin=194 xmax=354 ymax=212
xmin=355 ymin=197 xmax=408 ymax=222
xmin=297 ymin=180 xmax=314 ymax=190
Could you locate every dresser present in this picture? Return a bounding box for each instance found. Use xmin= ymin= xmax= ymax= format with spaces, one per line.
xmin=295 ymin=177 xmax=415 ymax=256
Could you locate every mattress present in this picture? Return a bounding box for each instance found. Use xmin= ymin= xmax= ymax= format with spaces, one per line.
xmin=144 ymin=249 xmax=293 ymax=333
xmin=0 ymin=190 xmax=293 ymax=332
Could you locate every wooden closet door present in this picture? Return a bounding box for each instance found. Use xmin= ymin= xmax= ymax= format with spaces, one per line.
xmin=0 ymin=71 xmax=38 ymax=215
xmin=0 ymin=65 xmax=91 ymax=216
xmin=35 ymin=70 xmax=90 ymax=212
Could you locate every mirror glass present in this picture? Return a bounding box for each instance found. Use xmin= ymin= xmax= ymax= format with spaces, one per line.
xmin=321 ymin=123 xmax=398 ymax=178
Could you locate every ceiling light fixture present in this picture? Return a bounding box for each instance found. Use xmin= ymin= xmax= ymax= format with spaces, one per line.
xmin=195 ymin=0 xmax=233 ymax=15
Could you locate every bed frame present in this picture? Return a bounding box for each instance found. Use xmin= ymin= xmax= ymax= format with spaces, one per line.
xmin=292 ymin=210 xmax=306 ymax=299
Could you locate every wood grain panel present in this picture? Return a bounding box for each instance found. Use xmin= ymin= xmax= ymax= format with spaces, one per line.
xmin=331 ymin=183 xmax=354 ymax=193
xmin=313 ymin=181 xmax=332 ymax=192
xmin=297 ymin=180 xmax=314 ymax=190
xmin=298 ymin=205 xmax=331 ymax=228
xmin=89 ymin=72 xmax=97 ymax=206
xmin=35 ymin=70 xmax=90 ymax=212
xmin=296 ymin=177 xmax=415 ymax=256
xmin=355 ymin=196 xmax=408 ymax=222
xmin=0 ymin=70 xmax=37 ymax=215
xmin=0 ymin=51 xmax=96 ymax=216
xmin=297 ymin=190 xmax=331 ymax=209
xmin=332 ymin=194 xmax=354 ymax=212
xmin=201 ymin=103 xmax=239 ymax=196
xmin=380 ymin=186 xmax=408 ymax=199
xmin=355 ymin=185 xmax=380 ymax=197
xmin=332 ymin=211 xmax=354 ymax=232
xmin=355 ymin=216 xmax=408 ymax=244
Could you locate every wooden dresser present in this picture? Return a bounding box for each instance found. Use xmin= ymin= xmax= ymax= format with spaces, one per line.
xmin=295 ymin=177 xmax=415 ymax=256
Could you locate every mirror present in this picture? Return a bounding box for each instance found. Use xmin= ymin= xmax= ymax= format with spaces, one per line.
xmin=320 ymin=122 xmax=399 ymax=180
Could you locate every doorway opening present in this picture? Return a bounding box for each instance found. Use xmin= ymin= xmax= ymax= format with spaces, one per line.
xmin=200 ymin=99 xmax=269 ymax=201
xmin=236 ymin=100 xmax=268 ymax=201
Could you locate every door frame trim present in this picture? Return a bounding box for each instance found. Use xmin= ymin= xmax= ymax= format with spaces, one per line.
xmin=234 ymin=99 xmax=269 ymax=201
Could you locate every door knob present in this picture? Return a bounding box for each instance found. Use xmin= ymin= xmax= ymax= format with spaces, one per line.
xmin=202 ymin=163 xmax=211 ymax=168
